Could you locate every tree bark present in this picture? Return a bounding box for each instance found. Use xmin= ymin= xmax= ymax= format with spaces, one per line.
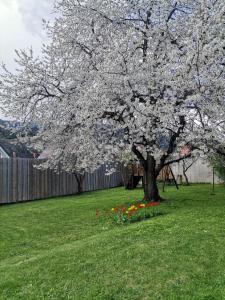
xmin=143 ymin=154 xmax=160 ymax=201
xmin=183 ymin=170 xmax=189 ymax=186
xmin=74 ymin=173 xmax=85 ymax=194
xmin=182 ymin=161 xmax=190 ymax=186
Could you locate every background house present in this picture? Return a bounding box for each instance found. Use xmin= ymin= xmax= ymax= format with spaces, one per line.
xmin=0 ymin=118 xmax=39 ymax=158
xmin=171 ymin=159 xmax=221 ymax=184
xmin=0 ymin=139 xmax=36 ymax=158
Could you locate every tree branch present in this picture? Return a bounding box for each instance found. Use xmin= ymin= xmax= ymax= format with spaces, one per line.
xmin=163 ymin=153 xmax=192 ymax=167
xmin=132 ymin=144 xmax=146 ymax=168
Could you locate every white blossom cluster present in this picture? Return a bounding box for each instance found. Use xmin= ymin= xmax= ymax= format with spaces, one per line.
xmin=0 ymin=0 xmax=225 ymax=173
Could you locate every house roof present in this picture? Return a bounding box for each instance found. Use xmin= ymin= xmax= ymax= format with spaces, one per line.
xmin=0 ymin=139 xmax=35 ymax=158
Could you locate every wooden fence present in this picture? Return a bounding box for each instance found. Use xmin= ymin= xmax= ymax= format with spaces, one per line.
xmin=0 ymin=158 xmax=123 ymax=204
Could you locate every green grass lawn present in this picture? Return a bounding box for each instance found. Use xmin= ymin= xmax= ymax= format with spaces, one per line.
xmin=1 ymin=184 xmax=225 ymax=300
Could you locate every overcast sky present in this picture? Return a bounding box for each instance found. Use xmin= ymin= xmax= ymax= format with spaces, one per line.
xmin=0 ymin=0 xmax=55 ymax=119
xmin=0 ymin=0 xmax=54 ymax=71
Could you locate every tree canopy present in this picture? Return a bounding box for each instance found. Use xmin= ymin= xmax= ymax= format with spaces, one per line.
xmin=1 ymin=0 xmax=225 ymax=199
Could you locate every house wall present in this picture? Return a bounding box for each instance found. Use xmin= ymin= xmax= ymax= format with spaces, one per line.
xmin=0 ymin=147 xmax=9 ymax=158
xmin=171 ymin=159 xmax=221 ymax=184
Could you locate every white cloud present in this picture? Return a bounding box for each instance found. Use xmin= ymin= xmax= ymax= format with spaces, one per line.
xmin=0 ymin=0 xmax=55 ymax=119
xmin=17 ymin=0 xmax=54 ymax=36
xmin=0 ymin=0 xmax=54 ymax=71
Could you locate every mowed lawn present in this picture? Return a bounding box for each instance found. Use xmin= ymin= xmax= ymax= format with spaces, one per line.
xmin=1 ymin=185 xmax=225 ymax=300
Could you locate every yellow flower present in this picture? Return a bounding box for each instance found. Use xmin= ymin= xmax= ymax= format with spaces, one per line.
xmin=128 ymin=205 xmax=137 ymax=211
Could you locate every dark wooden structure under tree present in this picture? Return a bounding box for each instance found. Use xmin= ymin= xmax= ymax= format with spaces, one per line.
xmin=122 ymin=162 xmax=178 ymax=190
xmin=161 ymin=165 xmax=179 ymax=191
xmin=122 ymin=162 xmax=144 ymax=189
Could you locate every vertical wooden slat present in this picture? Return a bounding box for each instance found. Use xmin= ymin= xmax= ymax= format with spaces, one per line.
xmin=12 ymin=158 xmax=18 ymax=203
xmin=7 ymin=159 xmax=12 ymax=203
xmin=36 ymin=166 xmax=39 ymax=200
xmin=23 ymin=158 xmax=28 ymax=201
xmin=0 ymin=159 xmax=4 ymax=204
xmin=33 ymin=161 xmax=37 ymax=200
xmin=17 ymin=158 xmax=22 ymax=202
xmin=28 ymin=159 xmax=33 ymax=200
xmin=3 ymin=158 xmax=8 ymax=203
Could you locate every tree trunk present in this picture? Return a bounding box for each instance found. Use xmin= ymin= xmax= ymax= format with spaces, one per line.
xmin=74 ymin=173 xmax=85 ymax=194
xmin=143 ymin=155 xmax=160 ymax=201
xmin=183 ymin=170 xmax=189 ymax=186
xmin=182 ymin=161 xmax=189 ymax=186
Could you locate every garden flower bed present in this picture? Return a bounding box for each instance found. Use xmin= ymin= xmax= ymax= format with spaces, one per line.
xmin=106 ymin=201 xmax=161 ymax=224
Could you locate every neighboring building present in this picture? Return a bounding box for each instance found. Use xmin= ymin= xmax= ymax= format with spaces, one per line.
xmin=123 ymin=157 xmax=222 ymax=187
xmin=171 ymin=159 xmax=222 ymax=184
xmin=0 ymin=139 xmax=37 ymax=158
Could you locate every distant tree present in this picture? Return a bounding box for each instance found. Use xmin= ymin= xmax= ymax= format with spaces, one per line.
xmin=1 ymin=0 xmax=225 ymax=201
xmin=210 ymin=154 xmax=225 ymax=184
xmin=182 ymin=157 xmax=199 ymax=186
